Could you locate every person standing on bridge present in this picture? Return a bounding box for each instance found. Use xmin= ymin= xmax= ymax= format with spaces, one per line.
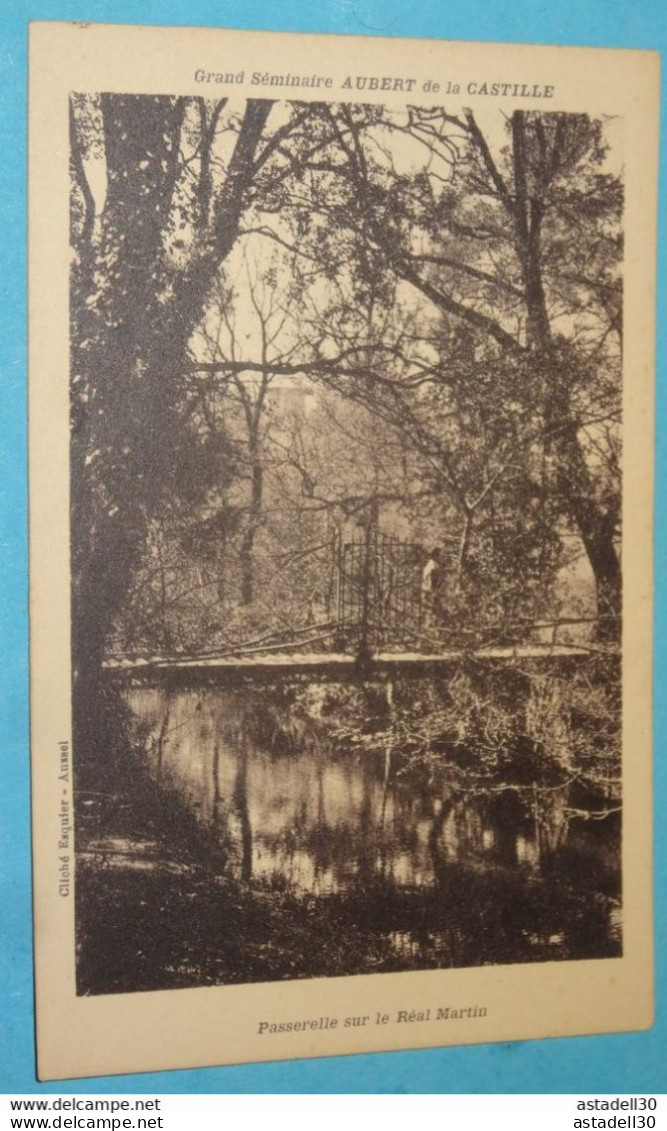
xmin=421 ymin=546 xmax=444 ymax=632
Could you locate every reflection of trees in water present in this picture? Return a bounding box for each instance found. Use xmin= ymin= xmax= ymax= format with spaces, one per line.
xmin=136 ymin=684 xmax=620 ymax=888
xmin=123 ymin=676 xmax=621 ymax=964
xmin=232 ymin=721 xmax=253 ymax=883
xmin=357 ymin=770 xmax=375 ymax=886
xmin=211 ymin=742 xmax=222 ymax=819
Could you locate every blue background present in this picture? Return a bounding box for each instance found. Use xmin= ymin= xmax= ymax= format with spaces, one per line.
xmin=1 ymin=0 xmax=664 ymax=1095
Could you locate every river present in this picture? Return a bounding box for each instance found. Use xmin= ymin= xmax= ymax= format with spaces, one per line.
xmin=114 ymin=675 xmax=621 ymax=974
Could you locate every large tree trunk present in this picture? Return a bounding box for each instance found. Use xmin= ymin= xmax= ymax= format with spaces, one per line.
xmin=552 ymin=412 xmax=621 ymax=637
xmin=511 ymin=111 xmax=621 ymax=638
xmin=70 ymin=95 xmax=275 ymax=760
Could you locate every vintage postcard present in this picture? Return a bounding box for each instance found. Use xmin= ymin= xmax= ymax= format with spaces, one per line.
xmin=29 ymin=21 xmax=658 ymax=1080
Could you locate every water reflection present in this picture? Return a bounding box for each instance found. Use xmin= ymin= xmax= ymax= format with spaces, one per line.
xmin=124 ymin=682 xmax=621 ymax=966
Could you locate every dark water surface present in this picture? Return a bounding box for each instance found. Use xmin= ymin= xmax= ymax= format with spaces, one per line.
xmin=118 ymin=678 xmax=621 ymax=973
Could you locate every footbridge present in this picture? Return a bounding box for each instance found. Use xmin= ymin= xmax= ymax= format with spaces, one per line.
xmin=104 ymin=530 xmax=618 ymax=686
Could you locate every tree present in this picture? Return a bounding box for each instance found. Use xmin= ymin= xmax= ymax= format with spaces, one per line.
xmin=290 ymin=105 xmax=622 ymax=635
xmin=69 ymin=93 xmax=324 ymax=750
xmin=277 ymin=235 xmax=559 ymax=632
xmin=194 ymin=244 xmax=308 ymax=606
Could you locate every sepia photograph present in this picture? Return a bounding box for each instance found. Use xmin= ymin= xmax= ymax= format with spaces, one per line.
xmin=28 ymin=22 xmax=657 ymax=1080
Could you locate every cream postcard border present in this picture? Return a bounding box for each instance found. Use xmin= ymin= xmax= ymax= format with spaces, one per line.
xmin=29 ymin=22 xmax=658 ymax=1081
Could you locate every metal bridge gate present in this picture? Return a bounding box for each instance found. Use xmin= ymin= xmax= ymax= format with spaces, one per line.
xmin=333 ymin=531 xmax=424 ymax=655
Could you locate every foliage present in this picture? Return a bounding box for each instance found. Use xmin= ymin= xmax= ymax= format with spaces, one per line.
xmin=70 ymin=98 xmax=623 ymax=677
